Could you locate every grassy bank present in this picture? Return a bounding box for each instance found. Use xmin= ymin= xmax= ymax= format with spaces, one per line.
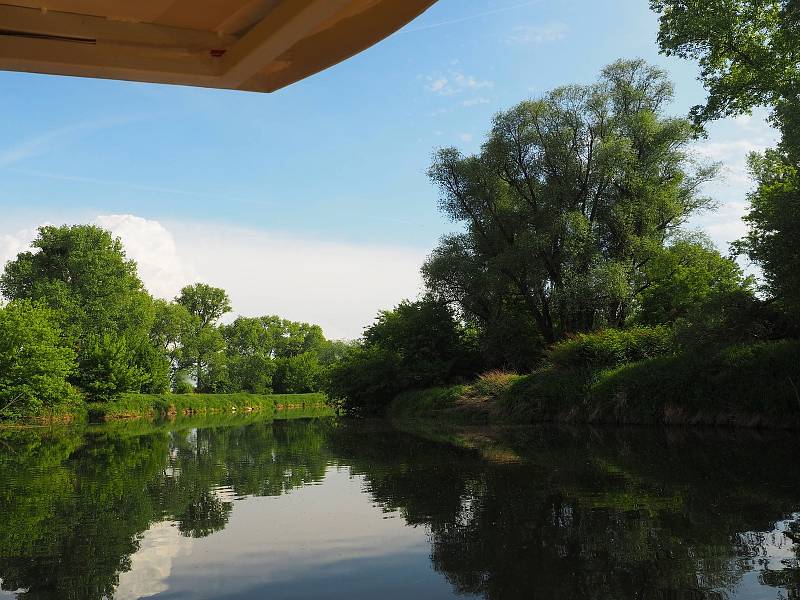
xmin=391 ymin=340 xmax=800 ymax=429
xmin=88 ymin=392 xmax=330 ymax=421
xmin=1 ymin=392 xmax=332 ymax=426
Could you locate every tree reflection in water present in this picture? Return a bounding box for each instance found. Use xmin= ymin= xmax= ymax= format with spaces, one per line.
xmin=0 ymin=416 xmax=798 ymax=599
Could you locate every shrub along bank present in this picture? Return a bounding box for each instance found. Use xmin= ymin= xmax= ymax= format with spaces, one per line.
xmin=88 ymin=392 xmax=329 ymax=421
xmin=391 ymin=335 xmax=800 ymax=429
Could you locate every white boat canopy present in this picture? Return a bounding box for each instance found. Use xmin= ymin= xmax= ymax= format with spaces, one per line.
xmin=0 ymin=0 xmax=436 ymax=91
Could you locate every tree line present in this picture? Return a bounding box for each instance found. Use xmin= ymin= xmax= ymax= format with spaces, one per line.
xmin=327 ymin=53 xmax=799 ymax=413
xmin=0 ymin=225 xmax=347 ymax=417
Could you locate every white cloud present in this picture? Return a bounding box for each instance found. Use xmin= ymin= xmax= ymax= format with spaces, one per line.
xmin=164 ymin=221 xmax=426 ymax=340
xmin=94 ymin=214 xmax=198 ymax=300
xmin=0 ymin=215 xmax=426 ymax=340
xmin=0 ymin=225 xmax=47 ymax=272
xmin=428 ymin=78 xmax=448 ymax=93
xmin=459 ymin=133 xmax=474 ymax=142
xmin=114 ymin=521 xmax=194 ymax=600
xmin=506 ymin=22 xmax=567 ymax=45
xmin=424 ymin=71 xmax=493 ymax=96
xmin=688 ymin=110 xmax=779 ymax=252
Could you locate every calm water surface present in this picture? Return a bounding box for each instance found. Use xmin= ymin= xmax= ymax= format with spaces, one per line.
xmin=1 ymin=415 xmax=799 ymax=599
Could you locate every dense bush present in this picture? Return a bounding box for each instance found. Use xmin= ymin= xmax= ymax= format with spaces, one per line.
xmin=547 ymin=326 xmax=675 ymax=370
xmin=590 ymin=340 xmax=800 ymax=425
xmin=324 ymin=346 xmax=404 ymax=414
xmin=226 ymin=354 xmax=275 ymax=395
xmin=0 ymin=301 xmax=80 ymax=417
xmin=390 ymin=385 xmax=467 ymax=419
xmin=274 ymin=353 xmax=321 ymax=394
xmin=76 ymin=334 xmax=151 ymax=402
xmin=324 ymin=299 xmax=479 ymax=414
xmin=497 ymin=366 xmax=594 ymax=422
xmin=673 ymin=290 xmax=798 ymax=351
xmin=638 ymin=237 xmax=753 ymax=326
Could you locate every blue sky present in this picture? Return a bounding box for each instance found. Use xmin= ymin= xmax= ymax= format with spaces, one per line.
xmin=0 ymin=0 xmax=777 ymax=338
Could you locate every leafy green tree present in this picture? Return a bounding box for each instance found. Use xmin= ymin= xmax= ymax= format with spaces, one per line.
xmin=181 ymin=324 xmax=227 ymax=393
xmin=652 ymin=0 xmax=800 ymax=320
xmin=221 ymin=316 xmax=330 ymax=394
xmin=0 ymin=301 xmax=79 ymax=417
xmin=227 ymin=354 xmax=276 ymax=394
xmin=0 ymin=225 xmax=153 ymax=343
xmin=175 ymin=283 xmax=232 ymax=328
xmin=176 ymin=284 xmax=231 ymax=392
xmin=638 ymin=235 xmax=754 ymax=325
xmin=244 ymin=315 xmax=325 ymax=358
xmin=316 ymin=339 xmax=355 ymax=366
xmin=0 ymin=225 xmax=159 ymax=399
xmin=150 ymin=300 xmax=197 ymax=390
xmin=733 ymin=150 xmax=800 ymax=312
xmin=422 ymin=237 xmax=544 ymax=370
xmin=426 ymin=60 xmax=715 ymax=346
xmin=650 ymin=0 xmax=800 ymax=147
xmin=221 ymin=316 xmax=274 ymax=393
xmin=274 ymin=352 xmax=321 ymax=393
xmin=324 ymin=345 xmax=404 ymax=414
xmin=324 ymin=298 xmax=478 ymax=413
xmin=75 ymin=334 xmax=151 ymax=402
xmin=362 ymin=299 xmax=476 ymax=386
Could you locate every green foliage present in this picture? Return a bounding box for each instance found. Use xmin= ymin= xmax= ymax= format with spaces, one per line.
xmin=92 ymin=392 xmax=328 ymax=419
xmin=172 ymin=372 xmax=195 ymax=394
xmin=227 ymin=353 xmax=275 ymax=394
xmin=389 ymin=372 xmax=524 ymax=421
xmin=638 ymin=236 xmax=753 ymax=325
xmin=220 ymin=316 xmax=332 ymax=394
xmin=150 ymin=299 xmax=196 ymax=389
xmin=324 ymin=345 xmax=403 ymax=414
xmin=324 ymin=298 xmax=479 ymax=414
xmin=76 ymin=334 xmax=151 ymax=402
xmin=673 ymin=289 xmax=797 ymax=351
xmin=0 ymin=225 xmax=159 ymax=399
xmin=652 ymin=0 xmax=800 ymax=324
xmin=498 ymin=366 xmax=595 ymax=422
xmin=547 ymin=326 xmax=675 ymax=370
xmin=316 ymin=339 xmax=354 ymax=366
xmin=176 ymin=283 xmax=231 ymax=392
xmin=0 ymin=301 xmax=79 ymax=417
xmin=651 ymin=0 xmax=800 ymax=141
xmin=274 ymin=352 xmax=321 ymax=394
xmin=425 ymin=59 xmax=715 ymax=350
xmin=0 ymin=225 xmax=152 ymax=342
xmin=175 ymin=283 xmax=231 ymax=328
xmin=734 ymin=150 xmax=800 ymax=313
xmin=390 ymin=386 xmax=467 ymax=419
xmin=591 ymin=340 xmax=800 ymax=425
xmin=362 ymin=299 xmax=476 ymax=385
xmin=470 ymin=370 xmax=524 ymax=399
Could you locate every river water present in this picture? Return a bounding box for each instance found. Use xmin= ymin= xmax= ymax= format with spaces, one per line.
xmin=0 ymin=415 xmax=798 ymax=599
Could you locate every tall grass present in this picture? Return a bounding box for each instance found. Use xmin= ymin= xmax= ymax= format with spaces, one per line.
xmin=89 ymin=392 xmax=329 ymax=420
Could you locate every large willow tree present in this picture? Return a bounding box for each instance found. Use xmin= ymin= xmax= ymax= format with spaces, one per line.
xmin=424 ymin=59 xmax=715 ymax=346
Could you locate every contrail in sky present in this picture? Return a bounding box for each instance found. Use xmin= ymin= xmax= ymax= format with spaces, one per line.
xmin=399 ymin=0 xmax=541 ymax=34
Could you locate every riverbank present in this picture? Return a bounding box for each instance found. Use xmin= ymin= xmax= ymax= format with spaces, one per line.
xmin=391 ymin=340 xmax=800 ymax=429
xmin=2 ymin=392 xmax=331 ymax=426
